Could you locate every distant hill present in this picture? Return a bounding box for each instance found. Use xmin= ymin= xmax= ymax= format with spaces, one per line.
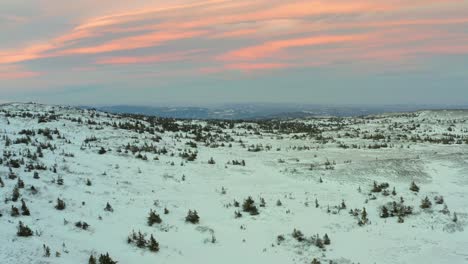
xmin=81 ymin=103 xmax=468 ymax=120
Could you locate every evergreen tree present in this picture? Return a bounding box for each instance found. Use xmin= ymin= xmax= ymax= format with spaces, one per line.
xmin=55 ymin=198 xmax=66 ymax=210
xmin=185 ymin=210 xmax=200 ymax=224
xmin=147 ymin=210 xmax=162 ymax=226
xmin=11 ymin=205 xmax=20 ymax=217
xmin=17 ymin=177 xmax=25 ymax=188
xmin=88 ymin=255 xmax=96 ymax=264
xmin=17 ymin=221 xmax=33 ymax=237
xmin=12 ymin=186 xmax=20 ymax=202
xmin=409 ymin=181 xmax=420 ymax=192
xmin=104 ymin=202 xmax=113 ymax=212
xmin=242 ymin=197 xmax=259 ymax=215
xmin=380 ymin=206 xmax=389 ymax=218
xmin=98 ymin=253 xmax=117 ymax=264
xmin=21 ymin=199 xmax=30 ymax=216
xmin=323 ymin=234 xmax=331 ymax=245
xmin=148 ymin=235 xmax=160 ymax=252
xmin=420 ymin=196 xmax=432 ymax=209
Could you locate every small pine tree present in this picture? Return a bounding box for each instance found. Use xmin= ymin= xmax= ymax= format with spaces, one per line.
xmin=315 ymin=199 xmax=319 ymax=208
xmin=11 ymin=205 xmax=20 ymax=217
xmin=392 ymin=187 xmax=397 ymax=196
xmin=398 ymin=215 xmax=404 ymax=223
xmin=98 ymin=147 xmax=107 ymax=155
xmin=17 ymin=221 xmax=33 ymax=237
xmin=410 ymin=181 xmax=420 ymax=192
xmin=380 ymin=206 xmax=389 ymax=218
xmin=88 ymin=255 xmax=96 ymax=264
xmin=136 ymin=231 xmax=147 ymax=248
xmin=185 ymin=210 xmax=200 ymax=224
xmin=12 ymin=186 xmax=20 ymax=202
xmin=359 ymin=208 xmax=368 ymax=226
xmin=147 ymin=210 xmax=162 ymax=226
xmin=21 ymin=199 xmax=30 ymax=216
xmin=276 ymin=200 xmax=282 ymax=206
xmin=164 ymin=207 xmax=169 ymax=214
xmin=420 ymin=196 xmax=432 ymax=209
xmin=57 ymin=176 xmax=64 ymax=185
xmin=55 ymin=198 xmax=66 ymax=210
xmin=234 ymin=210 xmax=242 ymax=218
xmin=98 ymin=253 xmax=117 ymax=264
xmin=86 ymin=178 xmax=92 ymax=186
xmin=43 ymin=245 xmax=51 ymax=257
xmin=17 ymin=177 xmax=25 ymax=188
xmin=311 ymin=258 xmax=321 ymax=264
xmin=340 ymin=200 xmax=346 ymax=209
xmin=453 ymin=212 xmax=458 ymax=223
xmin=323 ymin=233 xmax=331 ymax=245
xmin=0 ymin=177 xmax=4 ymax=187
xmin=148 ymin=235 xmax=160 ymax=252
xmin=104 ymin=202 xmax=113 ymax=212
xmin=242 ymin=197 xmax=259 ymax=215
xmin=292 ymin=228 xmax=304 ymax=242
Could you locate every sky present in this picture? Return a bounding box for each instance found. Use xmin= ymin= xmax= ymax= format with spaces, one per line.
xmin=1 ymin=0 xmax=468 ymax=106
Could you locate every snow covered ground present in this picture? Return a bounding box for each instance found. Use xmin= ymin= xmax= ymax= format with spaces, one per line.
xmin=0 ymin=103 xmax=467 ymax=264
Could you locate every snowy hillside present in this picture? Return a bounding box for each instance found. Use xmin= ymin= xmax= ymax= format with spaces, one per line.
xmin=1 ymin=103 xmax=467 ymax=264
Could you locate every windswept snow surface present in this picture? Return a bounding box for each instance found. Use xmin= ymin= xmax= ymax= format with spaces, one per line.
xmin=0 ymin=103 xmax=467 ymax=264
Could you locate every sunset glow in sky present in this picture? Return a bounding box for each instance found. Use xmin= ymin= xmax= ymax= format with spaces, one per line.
xmin=1 ymin=0 xmax=468 ymax=105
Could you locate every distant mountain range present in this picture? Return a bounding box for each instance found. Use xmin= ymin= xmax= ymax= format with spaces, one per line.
xmin=80 ymin=103 xmax=468 ymax=120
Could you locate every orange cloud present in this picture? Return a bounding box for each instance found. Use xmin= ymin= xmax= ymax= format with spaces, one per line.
xmin=59 ymin=31 xmax=207 ymax=55
xmin=219 ymin=34 xmax=369 ymax=61
xmin=96 ymin=50 xmax=203 ymax=65
xmin=0 ymin=65 xmax=41 ymax=80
